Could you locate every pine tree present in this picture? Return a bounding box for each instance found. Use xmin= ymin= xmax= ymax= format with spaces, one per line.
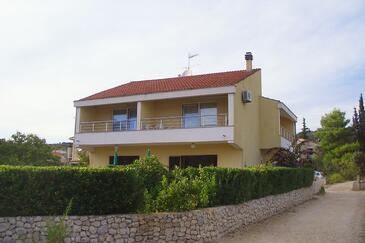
xmin=300 ymin=118 xmax=310 ymax=139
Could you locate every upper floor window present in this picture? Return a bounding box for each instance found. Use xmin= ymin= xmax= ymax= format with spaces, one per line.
xmin=200 ymin=103 xmax=217 ymax=127
xmin=182 ymin=103 xmax=217 ymax=128
xmin=113 ymin=108 xmax=137 ymax=131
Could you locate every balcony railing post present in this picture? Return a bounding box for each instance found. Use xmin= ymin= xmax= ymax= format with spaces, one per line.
xmin=92 ymin=122 xmax=95 ymax=132
xmin=106 ymin=122 xmax=108 ymax=132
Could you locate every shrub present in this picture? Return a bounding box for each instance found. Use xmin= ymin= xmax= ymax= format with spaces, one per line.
xmin=150 ymin=166 xmax=313 ymax=212
xmin=0 ymin=165 xmax=144 ymax=217
xmin=153 ymin=176 xmax=206 ymax=212
xmin=128 ymin=155 xmax=168 ymax=197
xmin=327 ymin=173 xmax=345 ymax=184
xmin=318 ymin=186 xmax=326 ymax=195
xmin=149 ymin=168 xmax=215 ymax=212
xmin=47 ymin=199 xmax=73 ymax=243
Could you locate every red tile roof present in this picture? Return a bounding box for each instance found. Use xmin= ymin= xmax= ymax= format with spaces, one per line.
xmin=80 ymin=69 xmax=260 ymax=101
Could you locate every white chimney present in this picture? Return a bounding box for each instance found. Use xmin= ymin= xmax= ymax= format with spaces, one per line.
xmin=245 ymin=52 xmax=253 ymax=71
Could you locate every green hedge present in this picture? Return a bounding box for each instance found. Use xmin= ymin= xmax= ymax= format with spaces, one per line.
xmin=0 ymin=166 xmax=144 ymax=217
xmin=151 ymin=166 xmax=314 ymax=211
xmin=0 ymin=163 xmax=314 ymax=216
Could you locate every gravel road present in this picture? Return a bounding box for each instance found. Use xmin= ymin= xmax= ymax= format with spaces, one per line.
xmin=220 ymin=181 xmax=365 ymax=243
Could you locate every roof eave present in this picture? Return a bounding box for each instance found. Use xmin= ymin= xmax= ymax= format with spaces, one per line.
xmin=74 ymin=85 xmax=236 ymax=107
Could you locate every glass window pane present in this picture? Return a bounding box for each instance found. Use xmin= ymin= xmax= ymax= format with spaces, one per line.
xmin=128 ymin=108 xmax=137 ymax=130
xmin=113 ymin=110 xmax=127 ymax=131
xmin=200 ymin=103 xmax=217 ymax=126
xmin=182 ymin=104 xmax=199 ymax=128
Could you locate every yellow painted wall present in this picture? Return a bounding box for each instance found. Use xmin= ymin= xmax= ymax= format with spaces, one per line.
xmin=280 ymin=117 xmax=294 ymax=133
xmin=141 ymin=95 xmax=228 ymax=119
xmin=260 ymin=97 xmax=280 ymax=149
xmin=79 ymin=103 xmax=137 ymax=122
xmin=233 ymin=70 xmax=263 ymax=165
xmin=80 ymin=96 xmax=227 ymax=122
xmin=88 ymin=143 xmax=242 ymax=168
xmin=80 ymin=107 xmax=97 ymax=122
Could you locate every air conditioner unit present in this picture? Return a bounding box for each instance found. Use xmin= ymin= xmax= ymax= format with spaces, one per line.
xmin=242 ymin=90 xmax=252 ymax=103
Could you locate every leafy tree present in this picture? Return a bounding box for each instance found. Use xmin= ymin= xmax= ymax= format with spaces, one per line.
xmin=315 ymin=109 xmax=358 ymax=181
xmin=316 ymin=109 xmax=354 ymax=151
xmin=0 ymin=132 xmax=60 ymax=166
xmin=77 ymin=150 xmax=90 ymax=167
xmin=300 ymin=118 xmax=310 ymax=139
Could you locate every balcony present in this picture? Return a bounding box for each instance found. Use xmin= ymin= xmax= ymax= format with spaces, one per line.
xmin=75 ymin=114 xmax=233 ymax=146
xmin=280 ymin=127 xmax=295 ymax=149
xmin=79 ymin=114 xmax=228 ymax=133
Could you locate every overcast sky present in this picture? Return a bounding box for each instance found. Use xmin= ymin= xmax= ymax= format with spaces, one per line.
xmin=0 ymin=0 xmax=364 ymax=143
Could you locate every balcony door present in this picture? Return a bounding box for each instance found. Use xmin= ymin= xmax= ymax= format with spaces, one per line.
xmin=113 ymin=108 xmax=137 ymax=131
xmin=182 ymin=104 xmax=200 ymax=128
xmin=200 ymin=103 xmax=217 ymax=127
xmin=182 ymin=103 xmax=217 ymax=128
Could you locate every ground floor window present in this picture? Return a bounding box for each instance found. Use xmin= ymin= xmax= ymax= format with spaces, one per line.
xmin=169 ymin=155 xmax=217 ymax=170
xmin=109 ymin=156 xmax=139 ymax=165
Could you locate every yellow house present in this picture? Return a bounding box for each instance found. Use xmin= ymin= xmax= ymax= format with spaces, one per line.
xmin=73 ymin=52 xmax=297 ymax=168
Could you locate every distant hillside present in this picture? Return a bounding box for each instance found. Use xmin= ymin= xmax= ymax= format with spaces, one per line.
xmin=296 ymin=130 xmax=318 ymax=141
xmin=48 ymin=142 xmax=72 ymax=151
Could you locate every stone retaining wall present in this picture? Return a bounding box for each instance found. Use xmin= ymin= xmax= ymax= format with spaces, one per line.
xmin=0 ymin=179 xmax=324 ymax=243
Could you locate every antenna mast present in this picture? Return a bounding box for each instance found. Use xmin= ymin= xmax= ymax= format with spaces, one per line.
xmin=188 ymin=53 xmax=198 ymax=70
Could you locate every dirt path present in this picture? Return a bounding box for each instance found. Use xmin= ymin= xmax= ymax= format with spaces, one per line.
xmin=220 ymin=181 xmax=365 ymax=243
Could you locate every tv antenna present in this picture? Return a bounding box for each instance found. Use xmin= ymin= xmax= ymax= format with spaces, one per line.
xmin=187 ymin=53 xmax=199 ymax=70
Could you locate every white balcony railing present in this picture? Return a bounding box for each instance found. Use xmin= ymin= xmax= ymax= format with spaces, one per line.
xmin=79 ymin=114 xmax=228 ymax=133
xmin=280 ymin=127 xmax=294 ymax=142
xmin=141 ymin=114 xmax=227 ymax=130
xmin=79 ymin=120 xmax=137 ymax=133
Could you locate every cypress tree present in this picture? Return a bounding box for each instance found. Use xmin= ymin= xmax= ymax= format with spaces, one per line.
xmin=357 ymin=94 xmax=365 ymax=151
xmin=300 ymin=118 xmax=310 ymax=139
xmin=353 ymin=94 xmax=365 ymax=178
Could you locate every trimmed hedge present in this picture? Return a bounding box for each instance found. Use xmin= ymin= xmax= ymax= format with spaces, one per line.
xmin=151 ymin=166 xmax=314 ymax=211
xmin=0 ymin=163 xmax=314 ymax=216
xmin=0 ymin=166 xmax=144 ymax=217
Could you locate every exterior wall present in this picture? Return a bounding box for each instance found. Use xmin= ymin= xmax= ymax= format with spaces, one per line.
xmin=0 ymin=180 xmax=324 ymax=243
xmin=233 ymin=70 xmax=262 ymax=166
xmin=79 ymin=96 xmax=227 ymax=123
xmin=280 ymin=116 xmax=294 ymax=133
xmin=88 ymin=143 xmax=242 ymax=168
xmin=79 ymin=103 xmax=137 ymax=122
xmin=260 ymin=97 xmax=280 ymax=149
xmin=140 ymin=95 xmax=228 ymax=119
xmin=79 ymin=107 xmax=97 ymax=122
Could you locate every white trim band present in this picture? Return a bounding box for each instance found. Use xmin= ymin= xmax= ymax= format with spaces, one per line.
xmin=74 ymin=86 xmax=236 ymax=107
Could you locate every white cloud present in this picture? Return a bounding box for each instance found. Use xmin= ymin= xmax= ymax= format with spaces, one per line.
xmin=0 ymin=0 xmax=364 ymax=142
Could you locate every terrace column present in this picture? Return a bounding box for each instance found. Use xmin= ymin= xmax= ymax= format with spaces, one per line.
xmin=75 ymin=107 xmax=80 ymax=133
xmin=228 ymin=93 xmax=234 ymax=126
xmin=137 ymin=101 xmax=142 ymax=130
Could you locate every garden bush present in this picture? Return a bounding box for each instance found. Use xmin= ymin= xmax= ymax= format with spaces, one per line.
xmin=128 ymin=155 xmax=168 ymax=197
xmin=0 ymin=165 xmax=144 ymax=217
xmin=149 ymin=166 xmax=313 ymax=212
xmin=327 ymin=172 xmax=345 ymax=184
